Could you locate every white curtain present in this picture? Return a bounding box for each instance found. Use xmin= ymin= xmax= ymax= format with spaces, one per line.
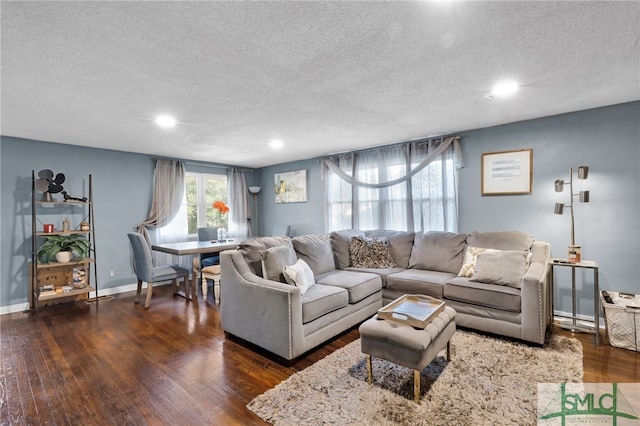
xmin=322 ymin=136 xmax=463 ymax=233
xmin=136 ymin=159 xmax=187 ymax=267
xmin=228 ymin=168 xmax=250 ymax=239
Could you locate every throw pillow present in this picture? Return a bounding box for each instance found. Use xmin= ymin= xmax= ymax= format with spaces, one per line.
xmin=348 ymin=236 xmax=396 ymax=269
xmin=466 ymin=231 xmax=534 ymax=251
xmin=292 ymin=234 xmax=335 ymax=275
xmin=470 ymin=251 xmax=529 ymax=288
xmin=329 ymin=229 xmax=366 ymax=269
xmin=364 ymin=230 xmax=415 ymax=268
xmin=409 ymin=231 xmax=467 ymax=274
xmin=458 ymin=246 xmax=499 ymax=277
xmin=259 ymin=245 xmax=297 ymax=283
xmin=237 ymin=236 xmax=293 ymax=275
xmin=283 ymin=259 xmax=315 ymax=295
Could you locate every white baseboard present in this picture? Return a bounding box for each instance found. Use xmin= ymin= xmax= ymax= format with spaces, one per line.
xmin=0 ymin=302 xmax=30 ymax=316
xmin=1 ymin=281 xmax=141 ymax=316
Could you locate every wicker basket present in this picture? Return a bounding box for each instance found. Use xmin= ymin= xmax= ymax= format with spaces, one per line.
xmin=601 ymin=291 xmax=640 ymax=351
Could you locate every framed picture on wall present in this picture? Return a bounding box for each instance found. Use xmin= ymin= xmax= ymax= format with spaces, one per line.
xmin=481 ymin=149 xmax=533 ymax=195
xmin=274 ymin=169 xmax=308 ymax=203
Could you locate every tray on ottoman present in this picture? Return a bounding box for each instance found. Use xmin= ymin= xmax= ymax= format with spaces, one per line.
xmin=378 ymin=294 xmax=445 ymax=329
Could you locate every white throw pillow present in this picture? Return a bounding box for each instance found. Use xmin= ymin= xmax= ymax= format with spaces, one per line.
xmin=283 ymin=259 xmax=315 ymax=295
xmin=458 ymin=246 xmax=499 ymax=277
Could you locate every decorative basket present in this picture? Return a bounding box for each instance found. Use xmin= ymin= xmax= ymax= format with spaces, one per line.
xmin=600 ymin=291 xmax=640 ymax=352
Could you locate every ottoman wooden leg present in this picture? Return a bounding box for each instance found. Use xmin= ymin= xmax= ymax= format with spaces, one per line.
xmin=366 ymin=354 xmax=373 ymax=384
xmin=446 ymin=341 xmax=451 ymax=361
xmin=414 ymin=370 xmax=421 ymax=403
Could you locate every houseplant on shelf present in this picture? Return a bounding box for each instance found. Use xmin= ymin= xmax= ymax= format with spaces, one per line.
xmin=36 ymin=234 xmax=90 ymax=263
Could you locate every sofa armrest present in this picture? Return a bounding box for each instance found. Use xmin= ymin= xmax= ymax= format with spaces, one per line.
xmin=520 ymin=241 xmax=551 ymax=344
xmin=220 ymin=250 xmax=305 ymax=359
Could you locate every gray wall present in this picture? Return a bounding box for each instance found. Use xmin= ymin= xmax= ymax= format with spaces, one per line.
xmin=457 ymin=102 xmax=639 ymax=317
xmin=256 ymin=159 xmax=326 ymax=238
xmin=0 ymin=138 xmax=154 ymax=311
xmin=255 ymin=102 xmax=640 ymax=317
xmin=0 ymin=137 xmax=256 ymax=312
xmin=2 ymin=101 xmax=638 ymax=317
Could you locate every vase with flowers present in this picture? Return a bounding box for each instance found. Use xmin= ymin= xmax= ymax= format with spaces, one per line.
xmin=213 ymin=200 xmax=230 ymax=241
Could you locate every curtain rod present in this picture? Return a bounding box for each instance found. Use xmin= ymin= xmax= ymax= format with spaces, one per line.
xmin=184 ymin=160 xmax=254 ymax=172
xmin=324 ymin=135 xmax=461 ymax=158
xmin=153 ymin=157 xmax=253 ymax=172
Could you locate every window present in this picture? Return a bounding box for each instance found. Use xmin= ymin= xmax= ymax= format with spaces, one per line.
xmin=184 ymin=172 xmax=228 ymax=235
xmin=324 ymin=138 xmax=460 ymax=233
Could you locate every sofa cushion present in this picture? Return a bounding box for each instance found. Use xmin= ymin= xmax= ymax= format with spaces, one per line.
xmin=364 ymin=230 xmax=415 ymax=268
xmin=315 ymin=270 xmax=382 ymax=303
xmin=283 ymin=259 xmax=315 ymax=295
xmin=386 ymin=269 xmax=454 ymax=299
xmin=444 ymin=277 xmax=521 ymax=312
xmin=466 ymin=231 xmax=534 ymax=251
xmin=259 ymin=244 xmax=297 ymax=283
xmin=238 ymin=236 xmax=293 ymax=276
xmin=349 ymin=236 xmax=396 ymax=269
xmin=292 ymin=234 xmax=336 ymax=275
xmin=330 ymin=229 xmax=366 ymax=269
xmin=344 ymin=266 xmax=406 ymax=287
xmin=301 ymin=284 xmax=349 ymax=324
xmin=409 ymin=231 xmax=467 ymax=274
xmin=457 ymin=246 xmax=499 ymax=277
xmin=471 ymin=251 xmax=528 ymax=289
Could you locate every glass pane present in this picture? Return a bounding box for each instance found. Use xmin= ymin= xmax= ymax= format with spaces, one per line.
xmin=185 ymin=176 xmax=197 ymax=204
xmin=187 ymin=205 xmax=198 ymax=235
xmin=205 ymin=177 xmax=228 ymax=204
xmin=205 ymin=176 xmax=228 ymax=228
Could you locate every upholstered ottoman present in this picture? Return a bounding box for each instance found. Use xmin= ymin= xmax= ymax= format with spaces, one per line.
xmin=359 ymin=306 xmax=456 ymax=403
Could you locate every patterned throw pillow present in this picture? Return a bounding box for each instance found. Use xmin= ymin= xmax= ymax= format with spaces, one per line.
xmin=458 ymin=246 xmax=499 ymax=277
xmin=348 ymin=236 xmax=397 ymax=269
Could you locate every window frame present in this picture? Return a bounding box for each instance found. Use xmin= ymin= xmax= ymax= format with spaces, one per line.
xmin=184 ymin=171 xmax=228 ymax=237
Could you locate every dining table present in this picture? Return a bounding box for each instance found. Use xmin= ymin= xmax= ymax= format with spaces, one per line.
xmin=151 ymin=239 xmax=238 ymax=303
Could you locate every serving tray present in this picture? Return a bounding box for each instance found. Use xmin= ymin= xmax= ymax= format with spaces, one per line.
xmin=378 ymin=294 xmax=446 ymax=329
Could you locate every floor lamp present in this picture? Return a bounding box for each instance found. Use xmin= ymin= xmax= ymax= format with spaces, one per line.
xmin=553 ymin=166 xmax=589 ymax=262
xmin=248 ymin=186 xmax=261 ymax=236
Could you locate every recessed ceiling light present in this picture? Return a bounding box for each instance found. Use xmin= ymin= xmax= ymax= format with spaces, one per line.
xmin=155 ymin=115 xmax=176 ymax=128
xmin=270 ymin=140 xmax=284 ymax=149
xmin=490 ymin=80 xmax=520 ymax=99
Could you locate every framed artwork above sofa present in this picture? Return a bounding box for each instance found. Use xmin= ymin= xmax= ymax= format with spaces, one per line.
xmin=481 ymin=148 xmax=533 ymax=195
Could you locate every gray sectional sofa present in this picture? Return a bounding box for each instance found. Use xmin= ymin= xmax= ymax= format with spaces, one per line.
xmin=220 ymin=230 xmax=551 ymax=361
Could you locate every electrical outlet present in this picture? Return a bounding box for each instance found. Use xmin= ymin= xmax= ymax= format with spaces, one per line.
xmin=109 ymin=270 xmax=115 ymax=278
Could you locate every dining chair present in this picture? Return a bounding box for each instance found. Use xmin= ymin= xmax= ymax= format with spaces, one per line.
xmin=197 ymin=227 xmax=220 ymax=301
xmin=201 ymin=264 xmax=221 ymax=305
xmin=272 ymin=224 xmax=291 ymax=237
xmin=127 ymin=232 xmax=191 ymax=309
xmin=197 ymin=227 xmax=220 ymax=267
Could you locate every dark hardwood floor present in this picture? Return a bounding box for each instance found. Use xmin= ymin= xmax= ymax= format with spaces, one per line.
xmin=1 ymin=285 xmax=638 ymax=425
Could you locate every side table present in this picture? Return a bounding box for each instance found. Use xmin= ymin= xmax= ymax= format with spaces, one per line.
xmin=549 ymin=259 xmax=600 ymax=345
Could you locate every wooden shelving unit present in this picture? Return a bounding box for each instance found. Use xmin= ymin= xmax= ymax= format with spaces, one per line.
xmin=30 ymin=171 xmax=98 ymax=311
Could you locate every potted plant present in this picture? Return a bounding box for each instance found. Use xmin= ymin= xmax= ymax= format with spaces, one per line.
xmin=37 ymin=234 xmax=90 ymax=263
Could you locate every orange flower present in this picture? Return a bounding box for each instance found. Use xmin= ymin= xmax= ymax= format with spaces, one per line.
xmin=213 ymin=200 xmax=229 ymax=214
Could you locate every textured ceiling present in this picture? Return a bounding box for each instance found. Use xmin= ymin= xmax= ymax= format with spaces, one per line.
xmin=2 ymin=1 xmax=639 ymax=168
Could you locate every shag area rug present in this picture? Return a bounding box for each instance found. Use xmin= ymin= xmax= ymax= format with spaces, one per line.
xmin=248 ymin=330 xmax=583 ymax=425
